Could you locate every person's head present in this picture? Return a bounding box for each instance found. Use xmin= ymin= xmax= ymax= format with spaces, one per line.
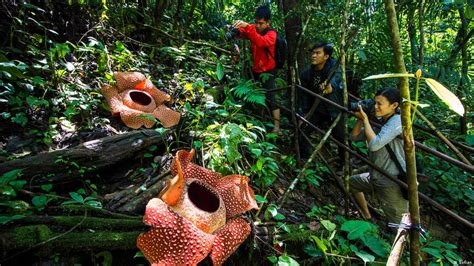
xmin=311 ymin=42 xmax=334 ymax=67
xmin=374 ymin=88 xmax=400 ymax=119
xmin=254 ymin=5 xmax=271 ymax=33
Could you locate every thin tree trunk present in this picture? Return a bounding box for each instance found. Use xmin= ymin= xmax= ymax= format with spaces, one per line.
xmin=418 ymin=0 xmax=424 ymax=65
xmin=384 ymin=0 xmax=420 ymax=265
xmin=341 ymin=0 xmax=351 ymax=216
xmin=185 ymin=0 xmax=198 ymax=29
xmin=154 ymin=0 xmax=168 ymax=26
xmin=407 ymin=2 xmax=418 ymax=65
xmin=282 ymin=0 xmax=302 ymax=77
xmin=458 ymin=7 xmax=468 ymax=135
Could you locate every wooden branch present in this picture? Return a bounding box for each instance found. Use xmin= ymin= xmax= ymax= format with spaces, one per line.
xmin=278 ymin=113 xmax=342 ymax=208
xmin=142 ymin=24 xmax=233 ymax=55
xmin=105 ymin=170 xmax=170 ymax=214
xmin=387 ymin=213 xmax=411 ymax=266
xmin=0 ymin=129 xmax=166 ymax=183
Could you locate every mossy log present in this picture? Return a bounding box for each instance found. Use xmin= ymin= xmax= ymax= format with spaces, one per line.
xmin=1 ymin=224 xmax=141 ymax=255
xmin=0 ymin=129 xmax=167 ymax=183
xmin=15 ymin=215 xmax=144 ymax=231
xmin=1 ymin=216 xmax=147 ymax=258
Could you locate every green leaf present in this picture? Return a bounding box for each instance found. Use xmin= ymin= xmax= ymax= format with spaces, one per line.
xmin=424 ymin=78 xmax=464 ymax=116
xmin=0 ymin=169 xmax=22 ymax=184
xmin=267 ymin=256 xmax=278 ymax=263
xmin=321 ymin=220 xmax=336 ymax=232
xmin=341 ymin=220 xmax=373 ymax=240
xmin=41 ymin=184 xmax=53 ymax=192
xmin=363 ymin=73 xmax=415 ymax=80
xmin=0 ymin=200 xmax=29 ymax=212
xmin=267 ymin=205 xmax=278 ymax=217
xmin=303 ymin=244 xmax=323 ymax=257
xmin=32 ymin=195 xmax=48 ymax=208
xmin=306 ymin=176 xmax=320 ymax=186
xmin=255 ymin=194 xmax=268 ymax=203
xmin=0 ymin=185 xmax=16 ymax=197
xmin=354 ymin=250 xmax=375 ymax=263
xmin=216 ymin=61 xmax=224 ymax=81
xmin=0 ymin=214 xmax=25 ymax=225
xmin=277 ymin=222 xmax=290 ymax=232
xmin=362 ymin=235 xmax=389 ymax=257
xmin=311 ymin=235 xmax=328 ymax=254
xmin=274 ymin=213 xmax=285 ymax=221
xmin=9 ymin=180 xmax=27 ymax=190
xmin=133 ymin=251 xmax=144 ymax=258
xmin=278 ymin=255 xmax=300 ymax=266
xmin=69 ymin=192 xmax=84 ymax=203
xmin=422 ymin=247 xmax=443 ymax=259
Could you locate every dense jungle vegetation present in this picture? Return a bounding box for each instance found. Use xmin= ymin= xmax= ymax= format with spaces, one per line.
xmin=0 ymin=0 xmax=472 ymax=265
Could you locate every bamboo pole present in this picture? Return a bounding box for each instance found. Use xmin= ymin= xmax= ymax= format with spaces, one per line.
xmin=415 ymin=109 xmax=472 ymax=165
xmin=387 ymin=213 xmax=411 ymax=266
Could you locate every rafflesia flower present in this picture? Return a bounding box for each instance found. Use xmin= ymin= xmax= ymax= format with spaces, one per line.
xmin=137 ymin=149 xmax=258 ymax=265
xmin=101 ymin=72 xmax=181 ymax=129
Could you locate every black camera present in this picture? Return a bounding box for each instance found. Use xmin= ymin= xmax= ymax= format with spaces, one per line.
xmin=349 ymin=99 xmax=375 ymax=115
xmin=225 ymin=25 xmax=240 ymax=40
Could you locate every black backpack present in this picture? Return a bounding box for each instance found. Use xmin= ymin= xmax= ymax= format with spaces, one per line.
xmin=263 ymin=29 xmax=287 ymax=69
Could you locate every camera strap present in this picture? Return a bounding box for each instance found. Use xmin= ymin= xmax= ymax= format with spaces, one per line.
xmin=385 ymin=144 xmax=405 ymax=176
xmin=382 ymin=114 xmax=405 ymax=176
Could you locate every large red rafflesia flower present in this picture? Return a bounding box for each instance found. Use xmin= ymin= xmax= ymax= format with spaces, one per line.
xmin=101 ymin=72 xmax=181 ymax=129
xmin=137 ymin=149 xmax=258 ymax=265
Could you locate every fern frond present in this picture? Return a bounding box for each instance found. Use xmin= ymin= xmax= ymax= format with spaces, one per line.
xmin=231 ymin=79 xmax=267 ymax=106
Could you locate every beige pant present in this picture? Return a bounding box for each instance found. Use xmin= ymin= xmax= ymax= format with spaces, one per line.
xmin=350 ymin=172 xmax=408 ymax=223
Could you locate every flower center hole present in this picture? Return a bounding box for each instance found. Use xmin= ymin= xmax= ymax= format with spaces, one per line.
xmin=130 ymin=91 xmax=152 ymax=105
xmin=188 ymin=181 xmax=219 ymax=213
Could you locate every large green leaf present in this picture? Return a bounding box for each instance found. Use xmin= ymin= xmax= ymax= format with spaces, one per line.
xmin=216 ymin=61 xmax=224 ymax=81
xmin=424 ymin=78 xmax=464 ymax=116
xmin=363 ymin=73 xmax=414 ymax=80
xmin=362 ymin=235 xmax=389 ymax=257
xmin=341 ymin=220 xmax=373 ymax=240
xmin=0 ymin=169 xmax=22 ymax=184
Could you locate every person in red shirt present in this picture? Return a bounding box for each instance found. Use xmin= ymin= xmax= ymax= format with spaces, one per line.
xmin=233 ymin=5 xmax=280 ymax=133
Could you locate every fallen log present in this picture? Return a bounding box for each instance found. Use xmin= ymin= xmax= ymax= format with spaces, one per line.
xmin=0 ymin=129 xmax=167 ymax=183
xmin=1 ymin=224 xmax=142 ymax=260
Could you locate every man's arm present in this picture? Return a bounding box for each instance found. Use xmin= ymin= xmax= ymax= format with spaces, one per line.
xmin=233 ymin=22 xmax=276 ymax=48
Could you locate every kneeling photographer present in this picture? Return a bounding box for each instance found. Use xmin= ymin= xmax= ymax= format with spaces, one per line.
xmin=349 ymin=88 xmax=408 ymax=224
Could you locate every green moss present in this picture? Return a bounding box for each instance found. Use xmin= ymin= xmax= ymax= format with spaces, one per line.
xmin=13 ymin=225 xmax=52 ymax=248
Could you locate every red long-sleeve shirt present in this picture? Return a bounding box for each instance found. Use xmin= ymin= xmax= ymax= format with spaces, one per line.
xmin=239 ymin=24 xmax=276 ymax=73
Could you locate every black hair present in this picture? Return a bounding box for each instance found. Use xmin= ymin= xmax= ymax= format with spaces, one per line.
xmin=255 ymin=5 xmax=271 ymax=21
xmin=312 ymin=42 xmax=334 ymax=57
xmin=375 ymin=87 xmax=400 ymax=106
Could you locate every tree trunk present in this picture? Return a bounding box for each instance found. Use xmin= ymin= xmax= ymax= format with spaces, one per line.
xmin=383 ymin=0 xmax=421 ymax=265
xmin=406 ymin=1 xmax=418 ymax=65
xmin=418 ymin=0 xmax=424 ymax=65
xmin=154 ymin=0 xmax=168 ymax=26
xmin=341 ymin=0 xmax=351 ymax=215
xmin=0 ymin=130 xmax=166 ymax=184
xmin=458 ymin=7 xmax=468 ymax=135
xmin=282 ymin=0 xmax=302 ymax=76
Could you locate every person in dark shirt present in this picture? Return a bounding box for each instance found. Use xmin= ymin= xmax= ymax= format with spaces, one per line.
xmin=299 ymin=42 xmax=345 ymax=166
